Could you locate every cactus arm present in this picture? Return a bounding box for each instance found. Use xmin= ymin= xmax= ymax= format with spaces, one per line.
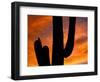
xmin=64 ymin=17 xmax=76 ymax=57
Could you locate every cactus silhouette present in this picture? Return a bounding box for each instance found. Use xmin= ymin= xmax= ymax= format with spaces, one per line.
xmin=34 ymin=38 xmax=50 ymax=66
xmin=52 ymin=16 xmax=76 ymax=65
xmin=34 ymin=16 xmax=76 ymax=66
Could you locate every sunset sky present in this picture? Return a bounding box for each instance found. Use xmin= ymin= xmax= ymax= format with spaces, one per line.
xmin=28 ymin=15 xmax=88 ymax=66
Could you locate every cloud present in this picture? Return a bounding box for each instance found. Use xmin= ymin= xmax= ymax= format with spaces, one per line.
xmin=75 ymin=36 xmax=87 ymax=44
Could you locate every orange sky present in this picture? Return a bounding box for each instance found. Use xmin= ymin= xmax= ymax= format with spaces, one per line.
xmin=28 ymin=15 xmax=88 ymax=66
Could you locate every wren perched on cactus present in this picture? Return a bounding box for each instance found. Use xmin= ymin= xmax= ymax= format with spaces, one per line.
xmin=34 ymin=16 xmax=76 ymax=66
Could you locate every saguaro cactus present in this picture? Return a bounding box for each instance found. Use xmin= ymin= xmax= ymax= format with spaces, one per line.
xmin=52 ymin=16 xmax=76 ymax=65
xmin=34 ymin=16 xmax=76 ymax=66
xmin=34 ymin=38 xmax=50 ymax=66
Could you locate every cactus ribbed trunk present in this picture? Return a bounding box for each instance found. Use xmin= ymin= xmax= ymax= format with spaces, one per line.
xmin=52 ymin=16 xmax=64 ymax=65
